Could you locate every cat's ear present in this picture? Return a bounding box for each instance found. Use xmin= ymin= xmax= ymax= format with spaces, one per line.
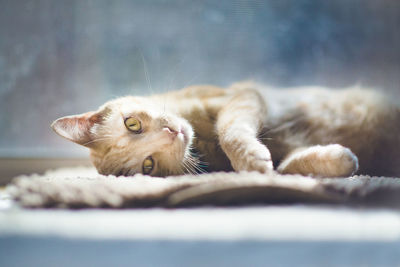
xmin=51 ymin=111 xmax=103 ymax=147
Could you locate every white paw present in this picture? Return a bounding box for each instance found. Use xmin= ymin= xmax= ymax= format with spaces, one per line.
xmin=278 ymin=144 xmax=359 ymax=177
xmin=230 ymin=141 xmax=274 ymax=173
xmin=322 ymin=144 xmax=359 ymax=177
xmin=323 ymin=144 xmax=358 ymax=176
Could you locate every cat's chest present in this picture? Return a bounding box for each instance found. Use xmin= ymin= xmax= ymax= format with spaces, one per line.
xmin=191 ymin=119 xmax=231 ymax=171
xmin=190 ymin=112 xmax=232 ymax=171
xmin=192 ymin=137 xmax=231 ymax=172
xmin=181 ymin=97 xmax=232 ymax=171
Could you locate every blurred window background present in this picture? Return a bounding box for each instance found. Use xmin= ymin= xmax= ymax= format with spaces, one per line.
xmin=1 ymin=0 xmax=399 ymax=158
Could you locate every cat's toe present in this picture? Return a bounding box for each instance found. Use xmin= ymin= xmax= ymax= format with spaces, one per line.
xmin=231 ymin=148 xmax=274 ymax=173
xmin=252 ymin=159 xmax=274 ymax=173
xmin=313 ymin=144 xmax=359 ymax=177
xmin=233 ymin=158 xmax=273 ymax=173
xmin=329 ymin=145 xmax=359 ymax=177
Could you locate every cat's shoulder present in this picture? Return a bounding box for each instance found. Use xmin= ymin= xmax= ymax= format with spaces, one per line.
xmin=177 ymin=84 xmax=227 ymax=99
xmin=176 ymin=81 xmax=262 ymax=99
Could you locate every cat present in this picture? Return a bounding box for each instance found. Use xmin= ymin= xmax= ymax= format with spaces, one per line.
xmin=51 ymin=81 xmax=400 ymax=178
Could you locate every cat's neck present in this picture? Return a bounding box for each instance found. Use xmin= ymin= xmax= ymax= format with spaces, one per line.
xmin=150 ymin=88 xmax=233 ymax=172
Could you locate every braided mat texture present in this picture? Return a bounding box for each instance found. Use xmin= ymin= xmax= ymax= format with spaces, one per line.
xmin=6 ymin=167 xmax=400 ymax=209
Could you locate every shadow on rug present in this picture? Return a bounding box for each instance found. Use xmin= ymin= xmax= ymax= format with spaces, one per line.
xmin=6 ymin=167 xmax=400 ymax=209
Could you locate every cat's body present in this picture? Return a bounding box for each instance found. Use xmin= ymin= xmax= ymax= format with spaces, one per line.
xmin=52 ymin=82 xmax=400 ymax=177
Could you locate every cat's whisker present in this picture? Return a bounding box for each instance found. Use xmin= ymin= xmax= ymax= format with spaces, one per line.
xmin=185 ymin=163 xmax=196 ymax=175
xmin=181 ymin=164 xmax=192 ymax=175
xmin=182 ymin=164 xmax=192 ymax=175
xmin=182 ymin=160 xmax=197 ymax=175
xmin=260 ymin=116 xmax=305 ymax=137
xmin=184 ymin=154 xmax=207 ymax=175
xmin=140 ymin=51 xmax=154 ymax=95
xmin=165 ymin=57 xmax=186 ymax=93
xmin=160 ymin=97 xmax=167 ymax=118
xmin=193 ymin=165 xmax=206 ymax=174
xmin=180 ymin=165 xmax=188 ymax=175
xmin=94 ymin=134 xmax=113 ymax=138
xmin=257 ymin=131 xmax=270 ymax=138
xmin=193 ymin=160 xmax=207 ymax=173
xmin=187 ymin=154 xmax=208 ymax=169
xmin=184 ymin=155 xmax=196 ymax=167
xmin=258 ymin=137 xmax=273 ymax=141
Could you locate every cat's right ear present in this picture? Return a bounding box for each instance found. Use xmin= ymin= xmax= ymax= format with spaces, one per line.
xmin=51 ymin=111 xmax=103 ymax=147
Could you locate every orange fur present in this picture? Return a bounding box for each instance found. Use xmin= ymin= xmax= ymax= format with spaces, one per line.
xmin=52 ymin=82 xmax=400 ymax=177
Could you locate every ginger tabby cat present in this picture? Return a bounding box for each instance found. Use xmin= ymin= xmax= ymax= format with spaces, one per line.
xmin=52 ymin=82 xmax=400 ymax=178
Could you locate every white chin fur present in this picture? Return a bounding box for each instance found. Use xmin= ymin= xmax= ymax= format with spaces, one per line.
xmin=179 ymin=118 xmax=194 ymax=147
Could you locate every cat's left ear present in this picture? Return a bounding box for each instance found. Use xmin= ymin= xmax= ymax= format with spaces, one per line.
xmin=51 ymin=111 xmax=103 ymax=147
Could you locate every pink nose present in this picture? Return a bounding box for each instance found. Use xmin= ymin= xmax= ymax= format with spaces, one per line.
xmin=163 ymin=126 xmax=178 ymax=136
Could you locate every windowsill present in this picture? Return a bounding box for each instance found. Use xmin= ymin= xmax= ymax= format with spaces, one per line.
xmin=0 ymin=158 xmax=91 ymax=185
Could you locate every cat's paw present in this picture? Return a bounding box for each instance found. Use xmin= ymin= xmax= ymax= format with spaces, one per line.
xmin=327 ymin=145 xmax=359 ymax=177
xmin=230 ymin=142 xmax=274 ymax=173
xmin=278 ymin=144 xmax=359 ymax=177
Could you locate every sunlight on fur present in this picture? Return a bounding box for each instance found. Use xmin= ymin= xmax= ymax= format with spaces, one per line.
xmin=52 ymin=82 xmax=400 ymax=178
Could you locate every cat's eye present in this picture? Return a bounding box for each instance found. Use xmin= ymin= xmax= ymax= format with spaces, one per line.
xmin=124 ymin=117 xmax=142 ymax=133
xmin=142 ymin=156 xmax=154 ymax=175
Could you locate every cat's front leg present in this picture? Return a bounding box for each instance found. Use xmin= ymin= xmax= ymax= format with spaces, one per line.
xmin=216 ymin=88 xmax=273 ymax=173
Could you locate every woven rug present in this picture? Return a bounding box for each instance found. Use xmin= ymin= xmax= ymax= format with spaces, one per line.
xmin=6 ymin=167 xmax=400 ymax=209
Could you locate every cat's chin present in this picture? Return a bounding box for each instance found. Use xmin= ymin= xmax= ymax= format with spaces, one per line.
xmin=171 ymin=121 xmax=194 ymax=171
xmin=175 ymin=118 xmax=194 ymax=147
xmin=179 ymin=125 xmax=191 ymax=146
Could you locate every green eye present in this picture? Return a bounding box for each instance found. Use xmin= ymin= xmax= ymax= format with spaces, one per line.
xmin=124 ymin=117 xmax=142 ymax=132
xmin=142 ymin=156 xmax=154 ymax=175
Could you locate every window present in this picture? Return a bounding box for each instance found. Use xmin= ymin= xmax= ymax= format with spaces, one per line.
xmin=1 ymin=0 xmax=399 ymax=157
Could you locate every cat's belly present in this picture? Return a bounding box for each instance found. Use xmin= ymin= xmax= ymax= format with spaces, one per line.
xmin=262 ymin=87 xmax=400 ymax=175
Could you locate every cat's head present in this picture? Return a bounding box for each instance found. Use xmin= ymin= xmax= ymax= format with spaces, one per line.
xmin=51 ymin=96 xmax=194 ymax=177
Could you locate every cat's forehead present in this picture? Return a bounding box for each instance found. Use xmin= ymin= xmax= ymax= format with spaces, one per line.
xmin=104 ymin=96 xmax=160 ymax=117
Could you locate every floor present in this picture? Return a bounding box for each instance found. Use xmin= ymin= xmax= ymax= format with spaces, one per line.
xmin=1 ymin=187 xmax=400 ymax=266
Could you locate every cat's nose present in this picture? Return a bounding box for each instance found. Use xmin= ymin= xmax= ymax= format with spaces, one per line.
xmin=163 ymin=126 xmax=179 ymax=137
xmin=162 ymin=126 xmax=187 ymax=144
